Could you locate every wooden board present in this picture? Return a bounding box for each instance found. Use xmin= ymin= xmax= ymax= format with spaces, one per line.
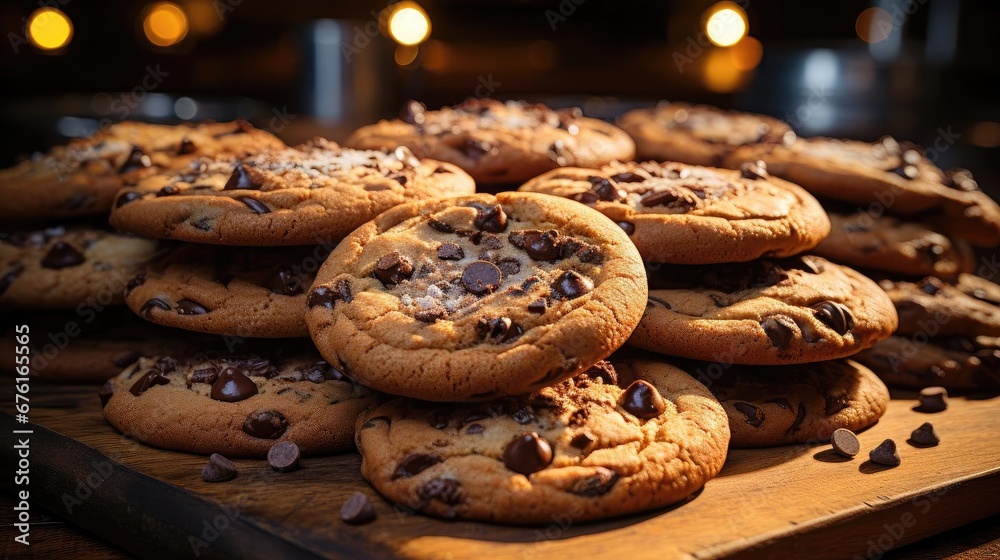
xmin=3 ymin=383 xmax=999 ymax=560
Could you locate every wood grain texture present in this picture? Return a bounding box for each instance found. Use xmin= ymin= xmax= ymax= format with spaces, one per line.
xmin=2 ymin=383 xmax=998 ymax=559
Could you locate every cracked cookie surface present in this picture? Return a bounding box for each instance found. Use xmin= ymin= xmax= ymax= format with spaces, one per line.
xmin=109 ymin=138 xmax=475 ymax=246
xmin=345 ymin=99 xmax=635 ymax=185
xmin=305 ymin=192 xmax=647 ymax=401
xmin=855 ymin=335 xmax=1000 ymax=391
xmin=102 ymin=345 xmax=373 ymax=457
xmin=628 ymin=256 xmax=898 ymax=364
xmin=519 ymin=160 xmax=830 ymax=264
xmin=354 ymin=358 xmax=729 ymax=523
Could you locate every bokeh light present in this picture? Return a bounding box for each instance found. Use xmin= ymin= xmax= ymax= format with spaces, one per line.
xmin=27 ymin=8 xmax=73 ymax=51
xmin=704 ymin=2 xmax=748 ymax=48
xmin=388 ymin=3 xmax=431 ymax=46
xmin=729 ymin=36 xmax=763 ymax=71
xmin=143 ymin=2 xmax=189 ymax=47
xmin=856 ymin=7 xmax=893 ymax=44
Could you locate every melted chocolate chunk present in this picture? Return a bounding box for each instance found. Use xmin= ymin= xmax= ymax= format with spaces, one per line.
xmin=157 ymin=184 xmax=180 ymax=197
xmin=472 ymin=203 xmax=508 ymax=232
xmin=477 ymin=317 xmax=524 ymax=343
xmin=177 ymin=137 xmax=196 ymax=155
xmin=119 ymin=146 xmax=151 ymax=173
xmin=308 ymin=279 xmax=353 ymax=308
xmin=496 ymin=257 xmax=521 ymax=277
xmin=40 ymin=242 xmax=85 ymax=269
xmin=551 ymin=270 xmax=593 ymax=300
xmin=761 ymin=315 xmax=797 ymax=349
xmin=268 ymin=267 xmax=304 ymax=296
xmin=461 ymin=260 xmax=503 ymax=294
xmin=521 ymin=230 xmax=561 ymax=261
xmin=210 ymin=367 xmax=259 ymax=402
xmin=512 ymin=407 xmax=535 ymax=425
xmin=416 ymin=478 xmax=463 ymax=505
xmin=621 ymin=380 xmax=666 ymax=419
xmin=140 ymin=298 xmax=172 ymax=317
xmin=527 ymin=298 xmax=547 ymax=314
xmin=586 ymin=176 xmax=627 ymax=202
xmin=570 ymin=468 xmax=618 ymax=496
xmin=224 ymin=163 xmax=258 ymax=190
xmin=238 ymin=197 xmax=270 ymax=214
xmin=129 ymin=370 xmax=170 ymax=396
xmin=733 ymin=402 xmax=764 ymax=427
xmin=811 ymin=301 xmax=854 ymax=335
xmin=242 ymin=410 xmax=288 ymax=439
xmin=502 ymin=432 xmax=553 ymax=475
xmin=116 ymin=191 xmax=143 ymax=208
xmin=460 ymin=139 xmax=493 ymax=160
xmin=176 ymin=299 xmax=208 ymax=315
xmin=784 ymin=403 xmax=806 ymax=435
xmin=617 ymin=221 xmax=635 ymax=235
xmin=428 ymin=218 xmax=455 ymax=233
xmin=415 ymin=307 xmax=447 ymax=323
xmin=0 ymin=263 xmax=26 ymax=295
xmin=437 ymin=242 xmax=464 ymax=260
xmin=126 ymin=273 xmax=147 ymax=292
xmin=374 ymin=251 xmax=414 ymax=286
xmin=392 ymin=453 xmax=441 ymax=480
xmin=190 ymin=367 xmax=219 ymax=385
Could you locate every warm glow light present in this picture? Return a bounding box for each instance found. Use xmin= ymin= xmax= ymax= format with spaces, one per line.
xmin=395 ymin=44 xmax=419 ymax=66
xmin=388 ymin=3 xmax=430 ymax=46
xmin=702 ymin=48 xmax=744 ymax=93
xmin=27 ymin=8 xmax=73 ymax=51
xmin=856 ymin=7 xmax=893 ymax=44
xmin=143 ymin=2 xmax=188 ymax=47
xmin=729 ymin=36 xmax=762 ymax=71
xmin=704 ymin=3 xmax=748 ymax=48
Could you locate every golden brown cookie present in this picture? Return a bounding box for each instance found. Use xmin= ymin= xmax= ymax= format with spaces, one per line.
xmin=855 ymin=335 xmax=1000 ymax=391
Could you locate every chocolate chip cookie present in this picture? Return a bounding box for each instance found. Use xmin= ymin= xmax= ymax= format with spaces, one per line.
xmin=726 ymin=136 xmax=1000 ymax=247
xmin=519 ymin=160 xmax=830 ymax=264
xmin=354 ymin=359 xmax=729 ymax=523
xmin=683 ymin=358 xmax=889 ymax=448
xmin=628 ymin=256 xmax=898 ymax=364
xmin=0 ymin=120 xmax=285 ymax=221
xmin=345 ymin=99 xmax=635 ymax=185
xmin=102 ymin=346 xmax=373 ymax=457
xmin=1 ymin=226 xmax=158 ymax=309
xmin=813 ymin=211 xmax=975 ymax=279
xmin=855 ymin=335 xmax=1000 ymax=391
xmin=110 ymin=138 xmax=475 ymax=246
xmin=306 ymin=192 xmax=647 ymax=401
xmin=618 ymin=102 xmax=793 ymax=166
xmin=880 ymin=275 xmax=1000 ymax=337
xmin=125 ymin=244 xmax=324 ymax=338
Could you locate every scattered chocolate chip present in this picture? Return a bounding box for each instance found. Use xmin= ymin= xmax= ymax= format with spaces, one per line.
xmin=1 ymin=263 xmax=26 ymax=295
xmin=502 ymin=432 xmax=553 ymax=475
xmin=119 ymin=146 xmax=151 ymax=173
xmin=477 ymin=317 xmax=524 ymax=343
xmin=210 ymin=367 xmax=258 ymax=402
xmin=733 ymin=402 xmax=764 ymax=427
xmin=237 ymin=197 xmax=270 ymax=214
xmin=831 ymin=428 xmax=860 ymax=458
xmin=374 ymin=251 xmax=414 ymax=286
xmin=111 ymin=351 xmax=141 ymax=368
xmin=202 ymin=453 xmax=237 ymax=482
xmin=128 ymin=371 xmax=169 ymax=396
xmin=416 ymin=478 xmax=463 ymax=505
xmin=527 ymin=298 xmax=547 ymax=314
xmin=522 ymin=230 xmax=561 ymax=261
xmin=461 ymin=260 xmax=503 ymax=294
xmin=428 ymin=218 xmax=455 ymax=233
xmin=308 ymin=279 xmax=352 ymax=308
xmin=176 ymin=299 xmax=208 ymax=315
xmin=341 ymin=492 xmax=377 ymax=524
xmin=551 ymin=270 xmax=593 ymax=300
xmin=267 ymin=441 xmax=300 ymax=472
xmin=761 ymin=315 xmax=796 ymax=349
xmin=98 ymin=381 xmax=114 ymax=407
xmin=40 ymin=242 xmax=85 ymax=269
xmin=570 ymin=467 xmax=618 ymax=496
xmin=917 ymin=386 xmax=948 ymax=412
xmin=243 ymin=410 xmax=288 ymax=439
xmin=909 ymin=422 xmax=940 ymax=447
xmin=473 ymin=203 xmax=508 ymax=232
xmin=400 ymin=99 xmax=426 ymax=125
xmin=869 ymin=439 xmax=901 ymax=467
xmin=392 ymin=453 xmax=441 ymax=480
xmin=224 ymin=163 xmax=257 ymax=190
xmin=617 ymin=221 xmax=635 ymax=235
xmin=621 ymin=380 xmax=666 ymax=419
xmin=437 ymin=242 xmax=464 ymax=260
xmin=812 ymin=301 xmax=854 ymax=335
xmin=739 ymin=160 xmax=768 ymax=180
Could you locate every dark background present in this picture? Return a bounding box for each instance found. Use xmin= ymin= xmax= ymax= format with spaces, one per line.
xmin=2 ymin=0 xmax=999 ymax=196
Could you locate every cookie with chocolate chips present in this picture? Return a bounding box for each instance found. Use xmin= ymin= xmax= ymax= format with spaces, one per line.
xmin=124 ymin=244 xmax=324 ymax=338
xmin=726 ymin=136 xmax=1000 ymax=247
xmin=618 ymin=102 xmax=794 ymax=166
xmin=0 ymin=120 xmax=285 ymax=221
xmin=519 ymin=160 xmax=830 ymax=264
xmin=628 ymin=256 xmax=898 ymax=364
xmin=880 ymin=275 xmax=1000 ymax=337
xmin=110 ymin=138 xmax=474 ymax=246
xmin=0 ymin=226 xmax=157 ymax=309
xmin=102 ymin=346 xmax=373 ymax=457
xmin=855 ymin=335 xmax=1000 ymax=391
xmin=813 ymin=211 xmax=975 ymax=279
xmin=306 ymin=192 xmax=646 ymax=401
xmin=345 ymin=99 xmax=635 ymax=185
xmin=354 ymin=359 xmax=729 ymax=523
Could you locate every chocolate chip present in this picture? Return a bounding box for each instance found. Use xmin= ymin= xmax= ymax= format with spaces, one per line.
xmin=528 ymin=298 xmax=547 ymax=314
xmin=917 ymin=386 xmax=948 ymax=412
xmin=224 ymin=163 xmax=257 ymax=190
xmin=154 ymin=357 xmax=177 ymax=374
xmin=824 ymin=394 xmax=850 ymax=416
xmin=761 ymin=315 xmax=796 ymax=349
xmin=267 ymin=441 xmax=300 ymax=472
xmin=919 ymin=277 xmax=944 ymax=295
xmin=128 ymin=371 xmax=170 ymax=396
xmin=98 ymin=381 xmax=114 ymax=407
xmin=740 ymin=160 xmax=769 ymax=180
xmin=470 ymin=231 xmax=502 ymax=249
xmin=176 ymin=299 xmax=208 ymax=315
xmin=586 ymin=361 xmax=618 ymax=385
xmin=551 ymin=270 xmax=593 ymax=300
xmin=119 ymin=146 xmax=151 ymax=173
xmin=66 ymin=193 xmax=95 ymax=210
xmin=308 ymin=279 xmax=353 ymax=308
xmin=569 ymin=467 xmax=618 ymax=496
xmin=502 ymin=432 xmax=553 ymax=475
xmin=641 ymin=188 xmax=697 ymax=210
xmin=266 ymin=267 xmax=303 ymax=296
xmin=466 ymin=423 xmax=485 ymax=434
xmin=400 ymin=99 xmax=426 ymax=124
xmin=909 ymin=422 xmax=940 ymax=447
xmin=610 ymin=171 xmax=645 ymax=183
xmin=192 ymin=217 xmax=213 ymax=231
xmin=111 ymin=351 xmax=141 ymax=368
xmin=416 ymin=478 xmax=463 ymax=505
xmin=621 ymin=380 xmax=666 ymax=420
xmin=157 ymin=184 xmax=180 ymax=197
xmin=831 ymin=428 xmax=860 ymax=458
xmin=40 ymin=242 xmax=85 ymax=269
xmin=374 ymin=251 xmax=414 ymax=286
xmin=512 ymin=407 xmax=535 ymax=425
xmin=733 ymin=402 xmax=764 ymax=427
xmin=573 ymin=191 xmax=600 ymax=204
xmin=236 ymin=197 xmax=269 ymax=214
xmin=869 ymin=439 xmax=900 ymax=467
xmin=210 ymin=367 xmax=258 ymax=402
xmin=785 ymin=403 xmax=806 ymax=435
xmin=496 ymin=257 xmax=521 ymax=277
xmin=115 ymin=191 xmax=143 ymax=208
xmin=473 ymin=203 xmax=508 ymax=232
xmin=437 ymin=242 xmax=464 ymax=260
xmin=392 ymin=453 xmax=441 ymax=480
xmin=461 ymin=260 xmax=503 ymax=294
xmin=177 ymin=137 xmax=196 ymax=155
xmin=477 ymin=317 xmax=524 ymax=343
xmin=587 ymin=176 xmax=626 ymax=202
xmin=811 ymin=301 xmax=854 ymax=335
xmin=0 ymin=263 xmax=26 ymax=296
xmin=190 ymin=367 xmax=218 ymax=385
xmin=243 ymin=410 xmax=288 ymax=439
xmin=460 ymin=139 xmax=493 ymax=160
xmin=428 ymin=218 xmax=455 ymax=233
xmin=341 ymin=492 xmax=377 ymax=524
xmin=522 ymin=230 xmax=561 ymax=261
xmin=202 ymin=453 xmax=237 ymax=482
xmin=617 ymin=221 xmax=635 ymax=235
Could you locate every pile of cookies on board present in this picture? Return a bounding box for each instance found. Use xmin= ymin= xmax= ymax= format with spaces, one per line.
xmin=1 ymin=97 xmax=998 ymax=525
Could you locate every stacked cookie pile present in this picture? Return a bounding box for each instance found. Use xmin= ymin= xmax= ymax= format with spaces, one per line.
xmin=618 ymin=101 xmax=1000 ymax=395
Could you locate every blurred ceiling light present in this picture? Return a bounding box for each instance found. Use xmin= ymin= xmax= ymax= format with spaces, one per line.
xmin=702 ymin=48 xmax=744 ymax=93
xmin=27 ymin=8 xmax=73 ymax=51
xmin=802 ymin=49 xmax=839 ymax=89
xmin=729 ymin=36 xmax=762 ymax=71
xmin=968 ymin=121 xmax=1000 ymax=148
xmin=856 ymin=7 xmax=893 ymax=44
xmin=387 ymin=2 xmax=431 ymax=46
xmin=144 ymin=2 xmax=189 ymax=47
xmin=395 ymin=44 xmax=419 ymax=66
xmin=704 ymin=2 xmax=748 ymax=48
